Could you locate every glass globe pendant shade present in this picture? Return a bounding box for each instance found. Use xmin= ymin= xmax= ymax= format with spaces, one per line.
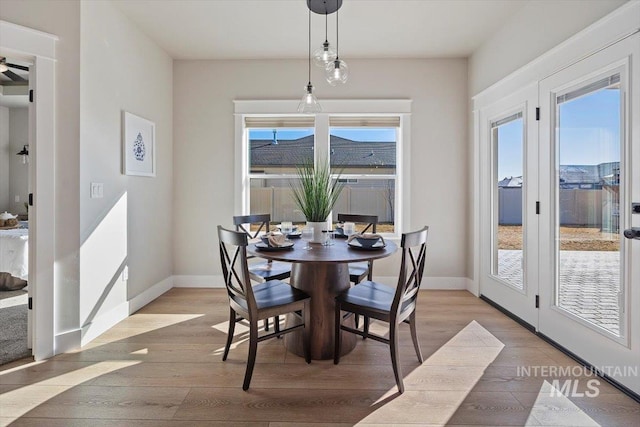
xmin=325 ymin=59 xmax=349 ymax=86
xmin=313 ymin=41 xmax=337 ymax=67
xmin=297 ymin=83 xmax=322 ymax=114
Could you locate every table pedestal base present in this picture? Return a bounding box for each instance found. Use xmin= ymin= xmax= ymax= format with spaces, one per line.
xmin=285 ymin=261 xmax=356 ymax=360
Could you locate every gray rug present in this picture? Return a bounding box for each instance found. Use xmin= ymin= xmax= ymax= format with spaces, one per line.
xmin=0 ymin=290 xmax=30 ymax=365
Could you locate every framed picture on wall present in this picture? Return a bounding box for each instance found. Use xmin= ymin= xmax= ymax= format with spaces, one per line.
xmin=122 ymin=111 xmax=156 ymax=177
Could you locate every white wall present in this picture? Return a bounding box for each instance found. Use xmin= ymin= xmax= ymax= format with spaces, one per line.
xmin=8 ymin=108 xmax=29 ymax=215
xmin=79 ymin=1 xmax=173 ymax=338
xmin=0 ymin=106 xmax=8 ymax=212
xmin=469 ymin=0 xmax=626 ymax=95
xmin=173 ymin=58 xmax=468 ymax=284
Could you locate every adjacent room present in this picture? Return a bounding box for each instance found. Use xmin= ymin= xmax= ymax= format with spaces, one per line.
xmin=0 ymin=0 xmax=638 ymax=425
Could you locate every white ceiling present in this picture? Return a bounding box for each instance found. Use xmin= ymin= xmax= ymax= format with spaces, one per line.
xmin=113 ymin=0 xmax=528 ymax=60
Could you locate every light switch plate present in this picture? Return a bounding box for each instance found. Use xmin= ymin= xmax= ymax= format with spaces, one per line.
xmin=90 ymin=182 xmax=104 ymax=199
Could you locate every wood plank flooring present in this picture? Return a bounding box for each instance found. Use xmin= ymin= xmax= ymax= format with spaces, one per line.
xmin=1 ymin=288 xmax=638 ymax=426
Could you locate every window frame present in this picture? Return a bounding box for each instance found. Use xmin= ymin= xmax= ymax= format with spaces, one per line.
xmin=234 ymin=99 xmax=412 ymax=238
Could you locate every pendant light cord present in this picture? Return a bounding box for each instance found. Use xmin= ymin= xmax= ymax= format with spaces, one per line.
xmin=324 ymin=10 xmax=328 ymax=42
xmin=335 ymin=4 xmax=339 ymax=60
xmin=308 ymin=8 xmax=312 ymax=84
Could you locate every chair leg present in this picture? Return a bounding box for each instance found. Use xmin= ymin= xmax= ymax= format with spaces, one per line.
xmin=353 ymin=277 xmax=361 ymax=328
xmin=363 ymin=316 xmax=370 ymax=339
xmin=274 ymin=315 xmax=281 ymax=338
xmin=334 ymin=302 xmax=342 ymax=364
xmin=409 ymin=311 xmax=423 ymax=363
xmin=303 ymin=302 xmax=311 ymax=364
xmin=389 ymin=322 xmax=404 ymax=394
xmin=242 ymin=320 xmax=259 ymax=391
xmin=264 ymin=318 xmax=270 ymax=331
xmin=222 ymin=307 xmax=236 ymax=361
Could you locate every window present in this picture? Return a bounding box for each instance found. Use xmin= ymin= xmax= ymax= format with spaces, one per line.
xmin=235 ymin=100 xmax=411 ymax=237
xmin=247 ymin=120 xmax=315 ymax=223
xmin=330 ymin=118 xmax=399 ymax=233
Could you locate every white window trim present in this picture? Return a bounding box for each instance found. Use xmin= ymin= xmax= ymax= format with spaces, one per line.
xmin=234 ymin=99 xmax=412 ymax=238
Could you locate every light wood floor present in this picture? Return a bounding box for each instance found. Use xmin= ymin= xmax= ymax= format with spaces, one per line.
xmin=1 ymin=288 xmax=638 ymax=426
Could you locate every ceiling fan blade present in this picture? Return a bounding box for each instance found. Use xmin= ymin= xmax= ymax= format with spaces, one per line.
xmin=6 ymin=62 xmax=29 ymax=72
xmin=2 ymin=69 xmax=26 ymax=81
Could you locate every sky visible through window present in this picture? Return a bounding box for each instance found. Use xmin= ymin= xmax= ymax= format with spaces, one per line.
xmin=497 ymin=87 xmax=620 ymax=180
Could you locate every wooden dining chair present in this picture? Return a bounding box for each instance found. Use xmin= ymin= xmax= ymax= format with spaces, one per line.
xmin=337 ymin=213 xmax=378 ymax=284
xmin=337 ymin=213 xmax=378 ymax=330
xmin=218 ymin=225 xmax=311 ymax=390
xmin=334 ymin=226 xmax=428 ymax=394
xmin=233 ymin=214 xmax=292 ymax=282
xmin=233 ymin=214 xmax=293 ymax=332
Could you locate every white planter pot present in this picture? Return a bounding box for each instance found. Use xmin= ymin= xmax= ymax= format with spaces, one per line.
xmin=307 ymin=220 xmax=330 ymax=243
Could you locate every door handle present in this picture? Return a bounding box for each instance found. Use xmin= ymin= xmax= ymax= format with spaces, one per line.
xmin=623 ymin=228 xmax=640 ymax=240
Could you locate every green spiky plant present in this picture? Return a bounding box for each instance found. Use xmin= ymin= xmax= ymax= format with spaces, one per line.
xmin=290 ymin=158 xmax=344 ymax=222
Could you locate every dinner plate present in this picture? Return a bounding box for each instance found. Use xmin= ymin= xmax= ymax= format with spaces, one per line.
xmin=256 ymin=241 xmax=295 ymax=251
xmin=286 ymin=231 xmax=302 ymax=239
xmin=347 ymin=240 xmax=386 ymax=250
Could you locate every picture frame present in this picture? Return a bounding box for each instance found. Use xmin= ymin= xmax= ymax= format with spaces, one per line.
xmin=122 ymin=111 xmax=156 ymax=177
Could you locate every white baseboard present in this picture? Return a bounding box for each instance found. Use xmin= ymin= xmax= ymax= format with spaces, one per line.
xmin=129 ymin=276 xmax=173 ymax=314
xmin=173 ymin=275 xmax=224 ymax=288
xmin=81 ymin=301 xmax=129 ymax=346
xmin=54 ymin=328 xmax=81 ymax=354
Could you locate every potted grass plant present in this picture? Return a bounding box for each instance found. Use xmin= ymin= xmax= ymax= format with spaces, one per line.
xmin=291 ymin=158 xmax=343 ymax=243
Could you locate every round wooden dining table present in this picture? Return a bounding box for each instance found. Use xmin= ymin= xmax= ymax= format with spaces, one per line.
xmin=248 ymin=237 xmax=397 ymax=360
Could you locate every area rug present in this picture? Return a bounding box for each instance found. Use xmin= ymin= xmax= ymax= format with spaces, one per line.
xmin=0 ymin=290 xmax=30 ymax=365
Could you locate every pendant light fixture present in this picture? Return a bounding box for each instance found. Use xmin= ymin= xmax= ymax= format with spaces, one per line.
xmin=298 ymin=8 xmax=322 ymax=114
xmin=325 ymin=2 xmax=348 ymax=86
xmin=312 ymin=9 xmax=337 ymax=67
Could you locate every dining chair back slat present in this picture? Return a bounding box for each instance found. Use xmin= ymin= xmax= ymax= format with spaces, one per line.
xmin=218 ymin=226 xmax=255 ymax=313
xmin=233 ymin=213 xmax=272 ymax=239
xmin=337 ymin=213 xmax=377 ymax=234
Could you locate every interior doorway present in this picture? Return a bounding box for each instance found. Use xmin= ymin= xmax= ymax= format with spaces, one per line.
xmin=0 ymin=55 xmax=31 ymax=365
xmin=1 ymin=19 xmax=57 ymax=361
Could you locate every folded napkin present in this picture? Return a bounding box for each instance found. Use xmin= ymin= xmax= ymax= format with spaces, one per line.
xmin=347 ymin=233 xmax=385 ymax=245
xmin=262 ymin=232 xmax=287 ymax=247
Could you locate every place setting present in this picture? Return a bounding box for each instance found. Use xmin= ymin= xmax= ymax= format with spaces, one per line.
xmin=346 ymin=233 xmax=386 ymax=250
xmin=255 ymin=231 xmax=295 ymax=251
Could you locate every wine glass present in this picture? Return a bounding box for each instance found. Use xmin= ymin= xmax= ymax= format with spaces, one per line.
xmin=281 ymin=221 xmax=293 ymax=241
xmin=301 ymin=226 xmax=313 ymax=250
xmin=343 ymin=222 xmax=355 ymax=237
xmin=322 ymin=229 xmax=335 ymax=246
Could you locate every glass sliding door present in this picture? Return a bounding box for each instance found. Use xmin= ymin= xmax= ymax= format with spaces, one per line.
xmin=555 ymin=74 xmax=622 ymax=336
xmin=478 ymin=83 xmax=539 ymax=327
xmin=538 ymin=34 xmax=640 ymax=395
xmin=492 ymin=113 xmax=525 ymax=289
